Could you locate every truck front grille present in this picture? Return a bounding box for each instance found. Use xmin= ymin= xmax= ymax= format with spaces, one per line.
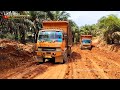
xmin=46 ymin=52 xmax=51 ymax=54
xmin=42 ymin=47 xmax=56 ymax=51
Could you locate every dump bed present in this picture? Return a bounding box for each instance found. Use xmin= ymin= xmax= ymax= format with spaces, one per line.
xmin=80 ymin=35 xmax=92 ymax=40
xmin=42 ymin=21 xmax=68 ymax=33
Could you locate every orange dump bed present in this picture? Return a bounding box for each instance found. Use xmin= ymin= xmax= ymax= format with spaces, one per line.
xmin=42 ymin=21 xmax=68 ymax=34
xmin=81 ymin=35 xmax=92 ymax=40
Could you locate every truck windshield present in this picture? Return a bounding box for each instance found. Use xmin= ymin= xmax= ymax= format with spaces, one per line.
xmin=38 ymin=31 xmax=62 ymax=42
xmin=82 ymin=39 xmax=91 ymax=44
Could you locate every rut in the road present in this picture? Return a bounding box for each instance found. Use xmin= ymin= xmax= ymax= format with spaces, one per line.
xmin=0 ymin=62 xmax=49 ymax=79
xmin=64 ymin=44 xmax=120 ymax=79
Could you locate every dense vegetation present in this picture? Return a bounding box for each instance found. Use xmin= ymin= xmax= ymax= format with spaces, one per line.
xmin=0 ymin=11 xmax=120 ymax=44
xmin=79 ymin=14 xmax=120 ymax=44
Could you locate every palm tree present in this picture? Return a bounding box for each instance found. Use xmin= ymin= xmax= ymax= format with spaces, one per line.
xmin=48 ymin=11 xmax=70 ymax=20
xmin=97 ymin=14 xmax=120 ymax=44
xmin=68 ymin=19 xmax=79 ymax=43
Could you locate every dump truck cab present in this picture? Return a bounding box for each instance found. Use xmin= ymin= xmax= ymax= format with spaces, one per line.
xmin=80 ymin=35 xmax=92 ymax=50
xmin=36 ymin=21 xmax=72 ymax=64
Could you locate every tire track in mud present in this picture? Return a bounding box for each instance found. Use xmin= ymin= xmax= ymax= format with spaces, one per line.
xmin=74 ymin=51 xmax=104 ymax=79
xmin=3 ymin=62 xmax=51 ymax=79
xmin=1 ymin=62 xmax=37 ymax=79
xmin=22 ymin=65 xmax=48 ymax=79
xmin=57 ymin=64 xmax=67 ymax=79
xmin=64 ymin=58 xmax=73 ymax=79
xmin=45 ymin=64 xmax=67 ymax=79
xmin=83 ymin=50 xmax=109 ymax=79
xmin=90 ymin=54 xmax=120 ymax=79
xmin=64 ymin=49 xmax=103 ymax=79
xmin=33 ymin=64 xmax=56 ymax=79
xmin=73 ymin=56 xmax=95 ymax=79
xmin=22 ymin=63 xmax=53 ymax=79
xmin=65 ymin=45 xmax=113 ymax=79
xmin=33 ymin=62 xmax=67 ymax=79
xmin=42 ymin=65 xmax=59 ymax=79
xmin=8 ymin=65 xmax=40 ymax=79
xmin=93 ymin=48 xmax=120 ymax=68
xmin=79 ymin=51 xmax=100 ymax=79
xmin=89 ymin=47 xmax=120 ymax=79
xmin=88 ymin=58 xmax=109 ymax=79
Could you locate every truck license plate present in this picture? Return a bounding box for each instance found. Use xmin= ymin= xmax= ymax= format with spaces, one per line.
xmin=45 ymin=55 xmax=52 ymax=58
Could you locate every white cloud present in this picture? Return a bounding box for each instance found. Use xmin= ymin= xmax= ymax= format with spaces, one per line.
xmin=66 ymin=11 xmax=120 ymax=27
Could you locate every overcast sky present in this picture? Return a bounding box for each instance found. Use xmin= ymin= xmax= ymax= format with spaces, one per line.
xmin=66 ymin=11 xmax=120 ymax=27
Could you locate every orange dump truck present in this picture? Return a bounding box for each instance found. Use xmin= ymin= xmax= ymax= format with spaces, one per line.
xmin=36 ymin=21 xmax=73 ymax=64
xmin=80 ymin=35 xmax=92 ymax=50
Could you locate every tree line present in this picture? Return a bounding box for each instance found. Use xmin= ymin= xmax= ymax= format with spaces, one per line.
xmin=0 ymin=11 xmax=120 ymax=44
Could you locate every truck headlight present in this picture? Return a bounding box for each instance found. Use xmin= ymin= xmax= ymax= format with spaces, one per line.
xmin=56 ymin=48 xmax=61 ymax=51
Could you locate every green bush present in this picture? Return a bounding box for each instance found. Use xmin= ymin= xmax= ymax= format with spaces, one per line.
xmin=0 ymin=34 xmax=5 ymax=39
xmin=6 ymin=33 xmax=15 ymax=40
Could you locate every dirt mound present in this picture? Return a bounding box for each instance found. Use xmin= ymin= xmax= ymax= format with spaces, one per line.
xmin=98 ymin=41 xmax=120 ymax=53
xmin=71 ymin=52 xmax=81 ymax=59
xmin=92 ymin=37 xmax=120 ymax=53
xmin=0 ymin=39 xmax=36 ymax=73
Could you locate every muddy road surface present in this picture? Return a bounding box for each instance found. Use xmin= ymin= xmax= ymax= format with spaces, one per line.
xmin=65 ymin=44 xmax=120 ymax=79
xmin=0 ymin=43 xmax=120 ymax=79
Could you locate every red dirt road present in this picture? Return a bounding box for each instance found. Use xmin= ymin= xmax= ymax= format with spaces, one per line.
xmin=65 ymin=45 xmax=120 ymax=79
xmin=0 ymin=40 xmax=120 ymax=79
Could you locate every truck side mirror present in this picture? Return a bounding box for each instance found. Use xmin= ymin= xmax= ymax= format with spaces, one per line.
xmin=63 ymin=34 xmax=67 ymax=40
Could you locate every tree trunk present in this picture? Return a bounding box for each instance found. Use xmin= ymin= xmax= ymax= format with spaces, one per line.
xmin=21 ymin=29 xmax=26 ymax=44
xmin=15 ymin=28 xmax=18 ymax=41
xmin=19 ymin=24 xmax=26 ymax=44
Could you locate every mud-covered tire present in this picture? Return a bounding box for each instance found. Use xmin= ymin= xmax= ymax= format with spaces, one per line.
xmin=67 ymin=54 xmax=70 ymax=56
xmin=89 ymin=48 xmax=91 ymax=50
xmin=39 ymin=62 xmax=43 ymax=64
xmin=39 ymin=58 xmax=45 ymax=64
xmin=81 ymin=47 xmax=83 ymax=50
xmin=89 ymin=47 xmax=92 ymax=50
xmin=61 ymin=59 xmax=66 ymax=64
xmin=52 ymin=57 xmax=55 ymax=64
xmin=80 ymin=45 xmax=83 ymax=50
xmin=67 ymin=46 xmax=71 ymax=56
xmin=62 ymin=51 xmax=67 ymax=64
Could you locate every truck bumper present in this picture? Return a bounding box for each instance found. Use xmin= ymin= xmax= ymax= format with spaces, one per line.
xmin=36 ymin=56 xmax=43 ymax=62
xmin=81 ymin=45 xmax=92 ymax=49
xmin=36 ymin=51 xmax=63 ymax=58
xmin=36 ymin=51 xmax=65 ymax=63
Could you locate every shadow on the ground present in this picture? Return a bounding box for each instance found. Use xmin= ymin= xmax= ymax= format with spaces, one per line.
xmin=71 ymin=51 xmax=81 ymax=60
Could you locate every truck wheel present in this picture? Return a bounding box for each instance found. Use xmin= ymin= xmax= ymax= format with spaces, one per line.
xmin=52 ymin=57 xmax=55 ymax=64
xmin=62 ymin=59 xmax=65 ymax=64
xmin=62 ymin=52 xmax=67 ymax=64
xmin=89 ymin=47 xmax=92 ymax=50
xmin=67 ymin=46 xmax=71 ymax=56
xmin=81 ymin=47 xmax=83 ymax=50
xmin=80 ymin=46 xmax=83 ymax=50
xmin=39 ymin=58 xmax=45 ymax=64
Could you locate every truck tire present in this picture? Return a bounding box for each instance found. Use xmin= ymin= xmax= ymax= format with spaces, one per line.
xmin=62 ymin=59 xmax=66 ymax=64
xmin=80 ymin=45 xmax=83 ymax=50
xmin=89 ymin=46 xmax=92 ymax=50
xmin=52 ymin=57 xmax=55 ymax=64
xmin=39 ymin=58 xmax=45 ymax=64
xmin=67 ymin=46 xmax=71 ymax=56
xmin=62 ymin=52 xmax=68 ymax=64
xmin=81 ymin=47 xmax=83 ymax=50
